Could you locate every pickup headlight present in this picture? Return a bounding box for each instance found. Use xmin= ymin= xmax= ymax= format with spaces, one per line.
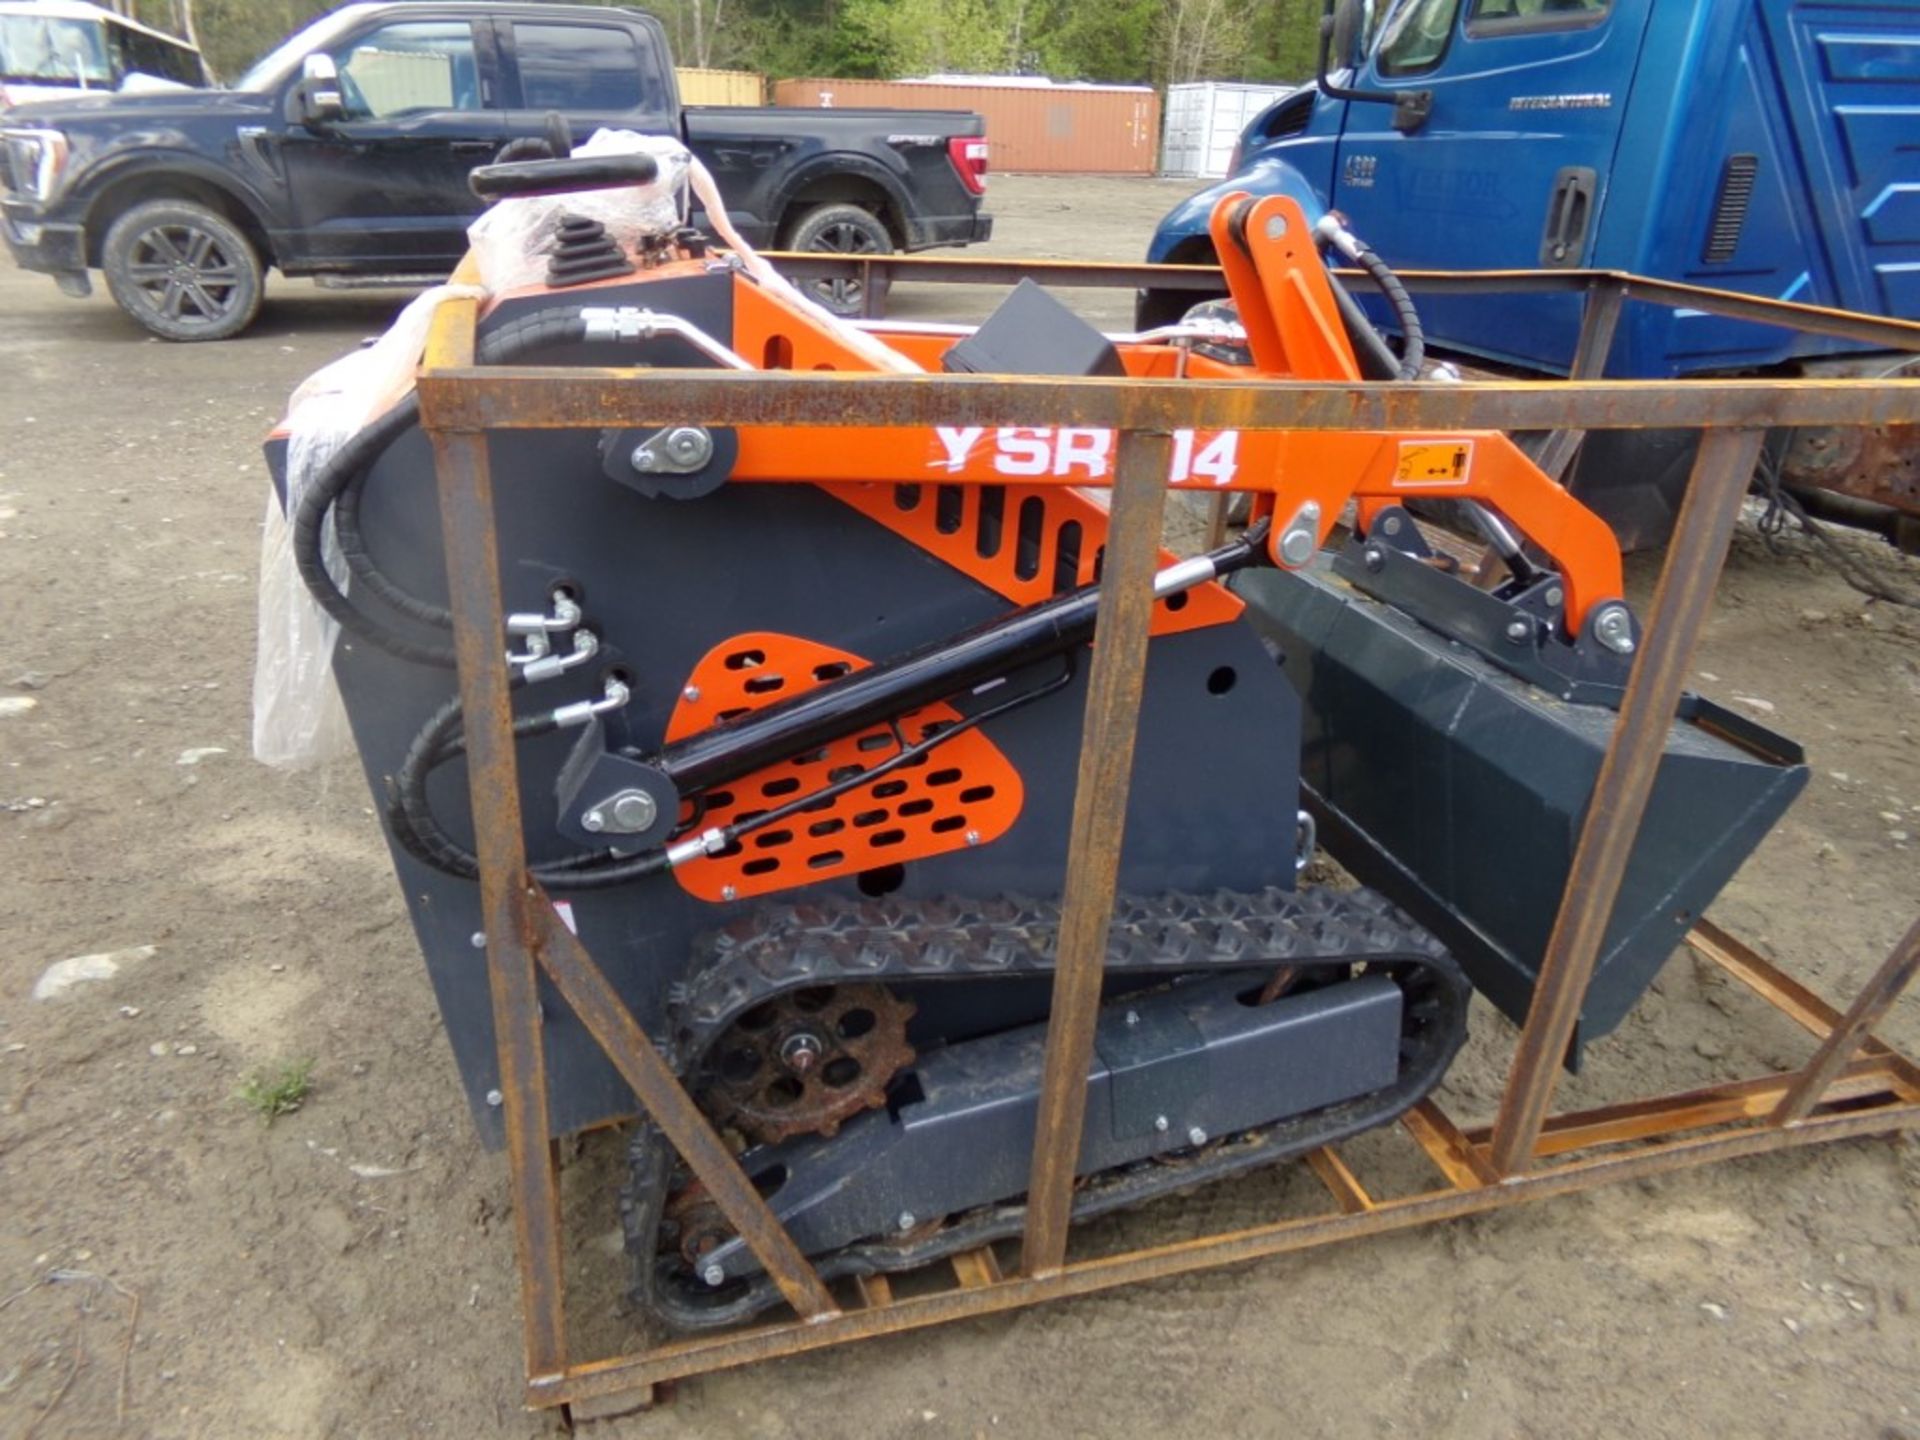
xmin=2 ymin=129 xmax=71 ymax=203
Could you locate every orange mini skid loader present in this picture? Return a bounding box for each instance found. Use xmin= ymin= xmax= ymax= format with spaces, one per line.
xmin=270 ymin=152 xmax=1805 ymax=1329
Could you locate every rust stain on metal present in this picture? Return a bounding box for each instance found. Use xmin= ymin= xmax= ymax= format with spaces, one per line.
xmin=1782 ymin=423 xmax=1920 ymax=513
xmin=411 ymin=260 xmax=1920 ymax=1418
xmin=415 ymin=367 xmax=1920 ymax=438
xmin=1774 ymin=916 xmax=1920 ymax=1125
xmin=428 ymin=427 xmax=570 ymax=1378
xmin=531 ymin=1098 xmax=1919 ymax=1408
xmin=1021 ymin=430 xmax=1172 ymax=1279
xmin=1487 ymin=428 xmax=1768 ymax=1178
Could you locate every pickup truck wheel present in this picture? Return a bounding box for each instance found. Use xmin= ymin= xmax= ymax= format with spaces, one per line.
xmin=102 ymin=200 xmax=264 ymax=342
xmin=786 ymin=203 xmax=893 ymax=318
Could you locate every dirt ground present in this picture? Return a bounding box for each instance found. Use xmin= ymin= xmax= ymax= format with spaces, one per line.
xmin=2 ymin=173 xmax=1918 ymax=1440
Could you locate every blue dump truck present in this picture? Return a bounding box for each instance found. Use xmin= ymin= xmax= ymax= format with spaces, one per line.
xmin=1143 ymin=0 xmax=1920 ymax=544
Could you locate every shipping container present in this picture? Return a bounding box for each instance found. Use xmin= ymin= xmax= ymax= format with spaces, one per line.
xmin=1160 ymin=82 xmax=1294 ymax=178
xmin=676 ymin=67 xmax=765 ymax=106
xmin=770 ymin=77 xmax=1160 ymax=175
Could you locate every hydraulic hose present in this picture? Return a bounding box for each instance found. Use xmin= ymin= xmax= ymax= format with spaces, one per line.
xmin=290 ymin=306 xmax=596 ymax=667
xmin=1328 ymin=273 xmax=1404 ymax=382
xmin=383 ymin=686 xmax=672 ymax=888
xmin=1313 ymin=215 xmax=1425 ymax=380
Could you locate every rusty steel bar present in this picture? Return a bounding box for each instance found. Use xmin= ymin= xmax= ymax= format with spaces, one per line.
xmin=1467 ymin=1056 xmax=1909 ymax=1158
xmin=1689 ymin=921 xmax=1920 ymax=1094
xmin=1305 ymin=1148 xmax=1374 ymax=1215
xmin=763 ymin=254 xmax=1920 ymax=352
xmin=1536 ymin=277 xmax=1629 ymax=481
xmin=533 ymin=1094 xmax=1918 ymax=1407
xmin=1020 ymin=429 xmax=1173 ymax=1278
xmin=429 ymin=427 xmax=569 ymax=1379
xmin=1688 ymin=920 xmax=1848 ymax=1038
xmin=1571 ymin=272 xmax=1920 ymax=353
xmin=764 ymin=251 xmax=1230 ymax=296
xmin=1487 ymin=427 xmax=1769 ymax=1176
xmin=1401 ymin=1100 xmax=1499 ymax=1189
xmin=415 ymin=367 xmax=1920 ymax=438
xmin=527 ymin=902 xmax=839 ymax=1320
xmin=1773 ymin=916 xmax=1920 ymax=1125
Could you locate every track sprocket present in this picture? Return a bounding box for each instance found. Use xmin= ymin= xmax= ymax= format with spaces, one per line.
xmin=701 ymin=982 xmax=914 ymax=1144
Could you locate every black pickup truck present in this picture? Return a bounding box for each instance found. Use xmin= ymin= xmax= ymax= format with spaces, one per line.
xmin=0 ymin=1 xmax=990 ymax=338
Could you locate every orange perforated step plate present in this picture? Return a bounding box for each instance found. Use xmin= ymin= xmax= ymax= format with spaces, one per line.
xmin=665 ymin=633 xmax=1024 ymax=903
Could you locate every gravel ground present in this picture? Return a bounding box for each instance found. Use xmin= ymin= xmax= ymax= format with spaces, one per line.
xmin=2 ymin=174 xmax=1918 ymax=1440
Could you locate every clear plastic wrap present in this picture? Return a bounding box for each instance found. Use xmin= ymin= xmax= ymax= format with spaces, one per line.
xmin=252 ymin=282 xmax=482 ymax=769
xmin=467 ymin=129 xmax=693 ymax=294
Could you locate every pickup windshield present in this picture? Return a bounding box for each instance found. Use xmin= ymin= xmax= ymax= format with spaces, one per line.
xmin=0 ymin=13 xmax=111 ymax=85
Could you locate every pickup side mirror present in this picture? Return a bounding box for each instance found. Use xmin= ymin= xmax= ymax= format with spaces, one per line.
xmin=1316 ymin=0 xmax=1434 ymax=136
xmin=287 ymin=52 xmax=344 ymax=129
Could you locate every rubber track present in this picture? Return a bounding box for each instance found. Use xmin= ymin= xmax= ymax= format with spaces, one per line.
xmin=622 ymin=884 xmax=1470 ymax=1331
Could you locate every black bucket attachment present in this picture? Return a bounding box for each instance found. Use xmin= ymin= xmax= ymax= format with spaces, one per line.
xmin=1235 ymin=560 xmax=1808 ymax=1061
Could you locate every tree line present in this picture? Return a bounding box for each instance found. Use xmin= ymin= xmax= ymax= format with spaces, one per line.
xmin=102 ymin=0 xmax=1327 ymax=91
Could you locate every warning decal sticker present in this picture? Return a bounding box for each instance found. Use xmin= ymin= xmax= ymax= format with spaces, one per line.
xmin=1392 ymin=440 xmax=1475 ymax=488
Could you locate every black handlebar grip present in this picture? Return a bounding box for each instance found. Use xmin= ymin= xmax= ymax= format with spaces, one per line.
xmin=468 ymin=152 xmax=659 ymax=201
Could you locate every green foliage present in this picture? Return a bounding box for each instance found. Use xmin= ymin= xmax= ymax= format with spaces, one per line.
xmin=170 ymin=0 xmax=1324 ymax=93
xmin=236 ymin=1058 xmax=315 ymax=1125
xmin=1027 ymin=0 xmax=1159 ymax=82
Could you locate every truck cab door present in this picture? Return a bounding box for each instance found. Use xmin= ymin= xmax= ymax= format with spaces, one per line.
xmin=277 ymin=15 xmax=503 ymax=270
xmin=1331 ymin=0 xmax=1654 ymax=370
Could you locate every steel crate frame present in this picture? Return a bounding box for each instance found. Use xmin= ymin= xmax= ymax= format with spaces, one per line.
xmin=409 ymin=261 xmax=1920 ymax=1422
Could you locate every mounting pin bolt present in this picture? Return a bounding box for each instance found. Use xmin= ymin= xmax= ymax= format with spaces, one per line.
xmin=1505 ymin=619 xmax=1531 ymax=645
xmin=1381 ymin=514 xmax=1402 ymax=536
xmin=1363 ymin=547 xmax=1385 ymax=573
xmin=721 ymin=885 xmax=738 ymax=902
xmin=964 ymin=829 xmax=981 ymax=847
xmin=1125 ymin=1010 xmax=1140 ymax=1027
xmin=486 ymin=1089 xmax=503 ymax=1108
xmin=664 ymin=427 xmax=714 ymax=468
xmin=1187 ymin=1126 xmax=1208 ymax=1147
xmin=1544 ymin=585 xmax=1564 ymax=610
xmin=1593 ymin=604 xmax=1637 ymax=656
xmin=610 ymin=791 xmax=658 ymax=831
xmin=1278 ymin=501 xmax=1322 ymax=567
xmin=702 ymin=1264 xmax=726 ymax=1288
xmin=583 ymin=809 xmax=606 ymax=832
xmin=470 ymin=931 xmax=487 ymax=949
xmin=683 ymin=686 xmax=701 ymax=702
xmin=1154 ymin=1115 xmax=1169 ymax=1132
xmin=897 ymin=1212 xmax=916 ymax=1232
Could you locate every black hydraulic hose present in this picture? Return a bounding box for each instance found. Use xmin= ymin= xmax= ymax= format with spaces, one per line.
xmin=1329 ymin=272 xmax=1404 ymax=382
xmin=385 ymin=687 xmax=647 ymax=884
xmin=291 ymin=306 xmax=597 ymax=667
xmin=1349 ymin=243 xmax=1425 ymax=380
xmin=335 ymin=461 xmax=452 ymax=631
xmin=291 ymin=395 xmax=453 ymax=666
